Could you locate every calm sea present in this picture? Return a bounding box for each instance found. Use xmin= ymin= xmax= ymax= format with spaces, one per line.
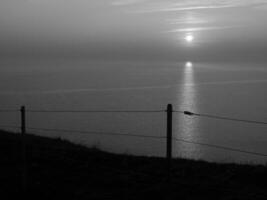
xmin=0 ymin=60 xmax=266 ymax=164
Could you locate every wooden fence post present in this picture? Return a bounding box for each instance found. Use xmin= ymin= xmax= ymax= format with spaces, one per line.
xmin=166 ymin=104 xmax=173 ymax=179
xmin=20 ymin=106 xmax=27 ymax=193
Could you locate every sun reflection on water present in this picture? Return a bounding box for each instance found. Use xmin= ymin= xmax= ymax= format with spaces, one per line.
xmin=186 ymin=61 xmax=193 ymax=68
xmin=174 ymin=61 xmax=200 ymax=159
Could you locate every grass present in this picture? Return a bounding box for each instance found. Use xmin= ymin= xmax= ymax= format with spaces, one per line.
xmin=0 ymin=130 xmax=267 ymax=200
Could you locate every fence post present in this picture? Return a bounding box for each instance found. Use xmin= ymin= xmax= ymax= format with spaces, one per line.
xmin=166 ymin=104 xmax=173 ymax=180
xmin=20 ymin=106 xmax=27 ymax=193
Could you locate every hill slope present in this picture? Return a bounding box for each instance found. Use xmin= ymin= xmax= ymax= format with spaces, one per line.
xmin=0 ymin=130 xmax=266 ymax=200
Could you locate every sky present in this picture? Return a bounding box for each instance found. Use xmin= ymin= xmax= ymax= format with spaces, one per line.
xmin=1 ymin=0 xmax=267 ymax=62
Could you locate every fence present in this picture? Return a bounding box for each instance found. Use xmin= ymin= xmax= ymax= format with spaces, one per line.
xmin=1 ymin=104 xmax=267 ymax=156
xmin=0 ymin=104 xmax=267 ymax=190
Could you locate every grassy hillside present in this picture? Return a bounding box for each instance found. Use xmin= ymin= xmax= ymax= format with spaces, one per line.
xmin=0 ymin=130 xmax=267 ymax=200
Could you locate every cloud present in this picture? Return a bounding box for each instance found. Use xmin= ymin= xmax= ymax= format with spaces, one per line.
xmin=112 ymin=0 xmax=267 ymax=13
xmin=166 ymin=18 xmax=208 ymax=25
xmin=166 ymin=26 xmax=237 ymax=33
xmin=131 ymin=5 xmax=234 ymax=13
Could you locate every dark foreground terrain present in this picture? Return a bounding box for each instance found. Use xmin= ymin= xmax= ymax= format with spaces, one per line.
xmin=1 ymin=130 xmax=267 ymax=200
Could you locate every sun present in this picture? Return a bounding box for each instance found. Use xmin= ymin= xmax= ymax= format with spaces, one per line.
xmin=185 ymin=34 xmax=194 ymax=43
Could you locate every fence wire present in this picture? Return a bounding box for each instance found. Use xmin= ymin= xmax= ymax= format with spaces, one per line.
xmin=27 ymin=127 xmax=166 ymax=139
xmin=27 ymin=109 xmax=165 ymax=113
xmin=174 ymin=110 xmax=267 ymax=125
xmin=24 ymin=126 xmax=267 ymax=158
xmin=0 ymin=109 xmax=19 ymax=113
xmin=0 ymin=106 xmax=267 ymax=158
xmin=1 ymin=107 xmax=267 ymax=125
xmin=174 ymin=138 xmax=267 ymax=157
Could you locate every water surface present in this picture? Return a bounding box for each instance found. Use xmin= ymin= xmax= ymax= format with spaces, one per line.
xmin=0 ymin=60 xmax=266 ymax=164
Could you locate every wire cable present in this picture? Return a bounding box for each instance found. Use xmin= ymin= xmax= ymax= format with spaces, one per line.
xmin=27 ymin=127 xmax=267 ymax=157
xmin=0 ymin=109 xmax=19 ymax=113
xmin=174 ymin=110 xmax=267 ymax=125
xmin=27 ymin=110 xmax=165 ymax=113
xmin=174 ymin=137 xmax=267 ymax=157
xmin=27 ymin=127 xmax=166 ymax=139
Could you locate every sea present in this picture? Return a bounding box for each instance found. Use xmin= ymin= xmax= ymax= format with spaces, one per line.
xmin=0 ymin=59 xmax=266 ymax=164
